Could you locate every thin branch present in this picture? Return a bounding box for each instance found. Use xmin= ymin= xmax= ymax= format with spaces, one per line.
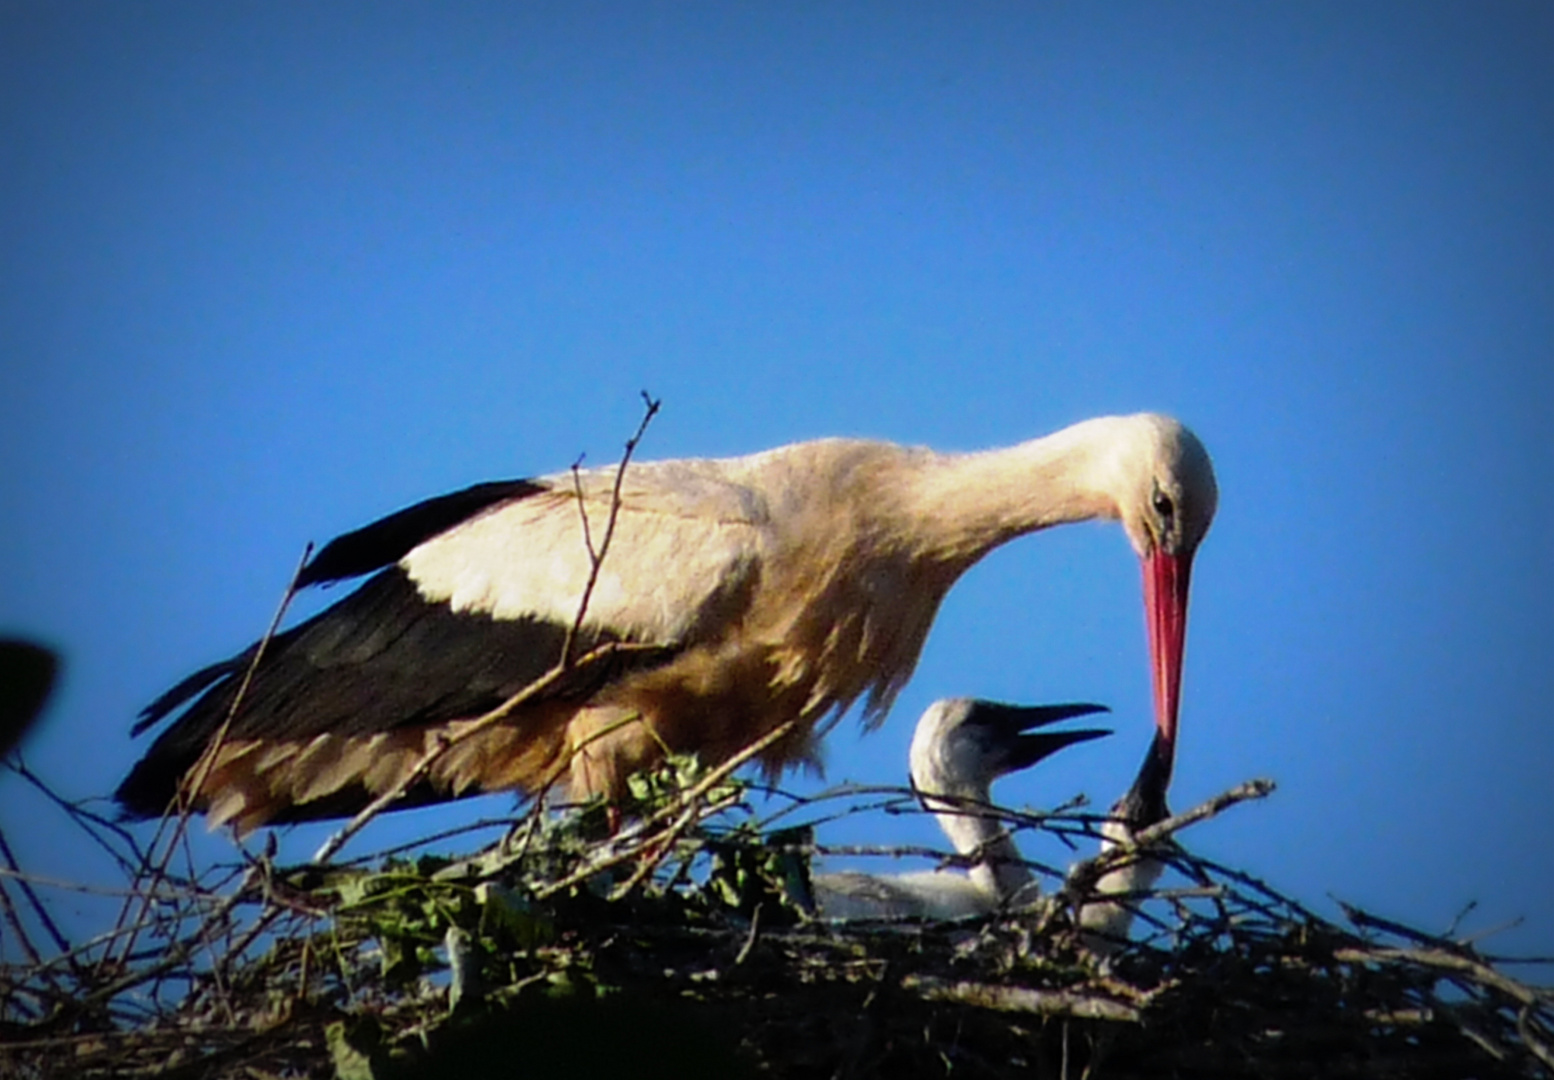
xmin=3 ymin=761 xmax=148 ymax=874
xmin=79 ymin=866 xmax=263 ymax=1010
xmin=560 ymin=391 xmax=661 ymax=667
xmin=1064 ymin=778 xmax=1275 ymax=898
xmin=1332 ymin=945 xmax=1548 ymax=1010
xmin=0 ymin=877 xmax=44 ymax=970
xmin=0 ymin=830 xmax=70 ymax=960
xmin=903 ymin=975 xmax=1143 ymax=1022
xmin=110 ymin=542 xmax=313 ymax=972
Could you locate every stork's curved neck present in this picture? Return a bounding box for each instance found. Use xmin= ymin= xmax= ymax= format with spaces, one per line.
xmin=903 ymin=417 xmax=1136 ymax=562
xmin=916 ymin=787 xmax=1031 ymax=899
xmin=911 ymin=741 xmax=1034 ymax=900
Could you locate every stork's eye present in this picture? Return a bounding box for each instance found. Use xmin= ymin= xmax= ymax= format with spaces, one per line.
xmin=1152 ymin=490 xmax=1175 ymax=520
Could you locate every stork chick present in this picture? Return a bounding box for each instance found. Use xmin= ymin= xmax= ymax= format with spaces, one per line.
xmin=814 ymin=699 xmax=1110 ymax=920
xmin=1077 ymin=730 xmax=1172 ymax=953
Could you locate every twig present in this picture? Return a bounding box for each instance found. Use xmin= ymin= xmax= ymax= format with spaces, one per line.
xmin=1065 ymin=778 xmax=1275 ymax=896
xmin=903 ymin=975 xmax=1142 ymax=1022
xmin=511 ymin=708 xmax=665 ymax=860
xmin=81 ymin=865 xmax=262 ymax=1009
xmin=733 ymin=903 xmax=763 ymax=967
xmin=337 ymin=816 xmax=528 ymax=866
xmin=110 ymin=543 xmax=313 ymax=973
xmin=1446 ymin=898 xmax=1480 ymax=939
xmin=0 ymin=829 xmax=70 ymax=960
xmin=561 ymin=391 xmax=661 ymax=667
xmin=0 ymin=877 xmax=44 ymax=970
xmin=1332 ymin=945 xmax=1548 ymax=1010
xmin=1518 ymin=1004 xmax=1554 ymax=1072
xmin=3 ymin=760 xmax=148 ymax=875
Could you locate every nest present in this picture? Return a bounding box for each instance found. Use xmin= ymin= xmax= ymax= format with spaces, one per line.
xmin=0 ymin=754 xmax=1549 ymax=1080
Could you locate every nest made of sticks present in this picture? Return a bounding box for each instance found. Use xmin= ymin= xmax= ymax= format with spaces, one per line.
xmin=0 ymin=752 xmax=1550 ymax=1080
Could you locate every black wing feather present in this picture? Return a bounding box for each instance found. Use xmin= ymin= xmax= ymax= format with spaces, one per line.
xmin=116 ymin=567 xmax=678 ymax=818
xmin=133 ymin=653 xmax=252 ymax=736
xmin=296 ymin=478 xmax=548 ymax=587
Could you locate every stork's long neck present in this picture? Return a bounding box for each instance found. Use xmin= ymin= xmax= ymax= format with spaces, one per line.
xmin=915 ymin=780 xmax=1033 ymax=900
xmin=1080 ymin=732 xmax=1173 ymax=949
xmin=901 ymin=417 xmax=1134 ymax=563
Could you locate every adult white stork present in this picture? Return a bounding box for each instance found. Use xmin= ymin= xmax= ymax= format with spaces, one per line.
xmin=117 ymin=413 xmax=1217 ymax=833
xmin=813 ymin=698 xmax=1111 ymax=920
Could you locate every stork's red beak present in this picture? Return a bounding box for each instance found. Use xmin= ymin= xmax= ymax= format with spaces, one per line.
xmin=1142 ymin=549 xmax=1192 ymax=785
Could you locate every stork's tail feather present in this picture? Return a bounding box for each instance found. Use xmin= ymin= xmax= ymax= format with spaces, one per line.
xmin=131 ymin=652 xmax=253 ymax=737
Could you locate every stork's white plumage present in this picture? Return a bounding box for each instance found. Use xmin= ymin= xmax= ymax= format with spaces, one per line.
xmin=117 ymin=413 xmax=1216 ymax=833
xmin=813 ymin=698 xmax=1110 ymax=920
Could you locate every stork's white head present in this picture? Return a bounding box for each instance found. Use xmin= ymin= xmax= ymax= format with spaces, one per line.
xmin=909 ymin=698 xmax=1112 ymax=802
xmin=1103 ymin=414 xmax=1218 ymax=564
xmin=1090 ymin=414 xmax=1218 ymax=784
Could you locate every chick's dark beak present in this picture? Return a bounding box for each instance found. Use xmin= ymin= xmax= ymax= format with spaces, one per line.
xmin=969 ymin=701 xmax=1113 ymax=775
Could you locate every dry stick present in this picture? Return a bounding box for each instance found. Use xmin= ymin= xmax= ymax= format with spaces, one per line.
xmin=5 ymin=915 xmax=198 ymax=986
xmin=294 ymin=934 xmax=312 ymax=1010
xmin=732 ymin=902 xmax=763 ymax=966
xmin=1333 ymin=945 xmax=1549 ymax=1011
xmin=560 ymin=391 xmax=661 ymax=668
xmin=903 ymin=974 xmax=1142 ymax=1023
xmin=167 ymin=541 xmax=315 ymax=826
xmin=1517 ymin=1005 xmax=1554 ymax=1072
xmin=613 ymin=731 xmax=786 ymax=881
xmin=1189 ymin=853 xmax=1329 ymax=928
xmin=910 ymin=792 xmax=1075 ymax=880
xmin=502 ymin=709 xmax=665 ymax=870
xmin=627 ymin=718 xmax=795 ymax=842
xmin=106 ymin=543 xmax=313 ymax=975
xmin=1338 ymin=899 xmax=1494 ymax=955
xmin=170 ymin=829 xmax=250 ymax=1026
xmin=1455 ymin=917 xmax=1528 ymax=951
xmin=750 ymin=782 xmax=933 ymax=831
xmin=312 ymin=394 xmax=664 ymax=865
xmin=527 ymin=791 xmax=744 ymax=905
xmin=340 ymin=816 xmax=528 ymax=866
xmin=0 ymin=869 xmax=189 ymax=901
xmin=79 ymin=866 xmax=263 ymax=1010
xmin=4 ymin=760 xmax=149 ymax=875
xmin=603 ymin=793 xmax=739 ymax=902
xmin=0 ymin=876 xmax=44 ymax=971
xmin=1056 ymin=780 xmax=1275 ymax=952
xmin=1064 ymin=778 xmax=1275 ymax=898
xmin=213 ymin=903 xmax=289 ymax=990
xmin=0 ymin=829 xmax=70 ymax=960
xmin=1445 ymin=898 xmax=1481 ymax=940
xmin=510 ymin=409 xmax=682 ymax=841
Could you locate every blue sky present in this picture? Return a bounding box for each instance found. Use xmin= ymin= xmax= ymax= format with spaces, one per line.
xmin=2 ymin=3 xmax=1550 ymax=960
